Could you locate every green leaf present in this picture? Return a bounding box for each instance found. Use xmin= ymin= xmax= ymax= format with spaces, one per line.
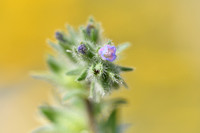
xmin=32 ymin=125 xmax=56 ymax=133
xmin=47 ymin=55 xmax=61 ymax=73
xmin=76 ymin=69 xmax=88 ymax=81
xmin=88 ymin=16 xmax=94 ymax=23
xmin=111 ymin=74 xmax=128 ymax=88
xmin=91 ymin=28 xmax=98 ymax=42
xmin=116 ymin=124 xmax=131 ymax=133
xmin=112 ymin=98 xmax=127 ymax=105
xmin=63 ymin=89 xmax=87 ymax=101
xmin=106 ymin=109 xmax=118 ymax=133
xmin=122 ymin=80 xmax=128 ymax=88
xmin=40 ymin=106 xmax=59 ymax=123
xmin=66 ymin=24 xmax=76 ymax=42
xmin=110 ymin=98 xmax=127 ymax=108
xmin=118 ymin=66 xmax=134 ymax=72
xmin=47 ymin=39 xmax=61 ymax=52
xmin=30 ymin=72 xmax=51 ymax=81
xmin=116 ymin=42 xmax=130 ymax=54
xmin=47 ymin=39 xmax=76 ymax=62
xmin=66 ymin=69 xmax=83 ymax=76
xmin=100 ymin=72 xmax=111 ymax=92
xmin=112 ymin=82 xmax=120 ymax=90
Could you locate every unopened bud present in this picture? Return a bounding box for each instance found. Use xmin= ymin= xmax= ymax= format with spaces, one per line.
xmin=78 ymin=44 xmax=87 ymax=54
xmin=86 ymin=24 xmax=95 ymax=36
xmin=55 ymin=31 xmax=65 ymax=42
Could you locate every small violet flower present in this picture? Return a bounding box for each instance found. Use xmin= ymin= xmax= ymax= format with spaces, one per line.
xmin=98 ymin=45 xmax=117 ymax=62
xmin=78 ymin=44 xmax=87 ymax=54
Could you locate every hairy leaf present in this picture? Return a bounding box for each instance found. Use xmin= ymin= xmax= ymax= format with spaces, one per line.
xmin=66 ymin=69 xmax=83 ymax=76
xmin=63 ymin=89 xmax=87 ymax=101
xmin=40 ymin=106 xmax=60 ymax=123
xmin=106 ymin=109 xmax=117 ymax=133
xmin=30 ymin=72 xmax=51 ymax=81
xmin=32 ymin=125 xmax=56 ymax=133
xmin=116 ymin=42 xmax=130 ymax=54
xmin=116 ymin=124 xmax=131 ymax=133
xmin=47 ymin=55 xmax=61 ymax=73
xmin=76 ymin=69 xmax=88 ymax=81
xmin=118 ymin=66 xmax=134 ymax=72
xmin=47 ymin=40 xmax=61 ymax=52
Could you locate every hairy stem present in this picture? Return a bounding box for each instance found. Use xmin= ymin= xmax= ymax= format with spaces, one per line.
xmin=85 ymin=98 xmax=97 ymax=133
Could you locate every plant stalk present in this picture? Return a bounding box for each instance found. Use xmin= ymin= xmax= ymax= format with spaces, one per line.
xmin=85 ymin=98 xmax=97 ymax=133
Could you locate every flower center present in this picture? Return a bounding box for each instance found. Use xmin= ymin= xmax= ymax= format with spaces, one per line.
xmin=104 ymin=49 xmax=112 ymax=58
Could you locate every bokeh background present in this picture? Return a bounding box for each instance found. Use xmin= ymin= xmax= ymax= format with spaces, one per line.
xmin=1 ymin=0 xmax=200 ymax=133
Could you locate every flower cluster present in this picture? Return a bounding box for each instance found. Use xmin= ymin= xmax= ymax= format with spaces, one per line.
xmin=32 ymin=17 xmax=133 ymax=133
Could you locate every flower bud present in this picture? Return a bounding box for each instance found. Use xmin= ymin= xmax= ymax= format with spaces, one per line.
xmin=55 ymin=31 xmax=65 ymax=42
xmin=77 ymin=44 xmax=87 ymax=54
xmin=86 ymin=24 xmax=95 ymax=36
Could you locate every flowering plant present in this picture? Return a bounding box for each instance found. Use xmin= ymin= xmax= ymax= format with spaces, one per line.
xmin=32 ymin=17 xmax=133 ymax=133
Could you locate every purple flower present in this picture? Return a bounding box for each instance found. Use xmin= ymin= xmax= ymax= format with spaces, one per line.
xmin=78 ymin=44 xmax=87 ymax=54
xmin=98 ymin=45 xmax=117 ymax=62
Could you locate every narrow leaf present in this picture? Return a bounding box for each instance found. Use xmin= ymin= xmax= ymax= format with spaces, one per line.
xmin=32 ymin=125 xmax=56 ymax=133
xmin=40 ymin=106 xmax=59 ymax=123
xmin=47 ymin=39 xmax=61 ymax=52
xmin=66 ymin=69 xmax=82 ymax=76
xmin=30 ymin=72 xmax=51 ymax=81
xmin=63 ymin=89 xmax=87 ymax=101
xmin=91 ymin=28 xmax=98 ymax=43
xmin=111 ymin=98 xmax=127 ymax=106
xmin=106 ymin=109 xmax=117 ymax=133
xmin=122 ymin=80 xmax=128 ymax=88
xmin=76 ymin=69 xmax=88 ymax=81
xmin=118 ymin=66 xmax=134 ymax=72
xmin=47 ymin=55 xmax=61 ymax=73
xmin=116 ymin=124 xmax=131 ymax=133
xmin=66 ymin=24 xmax=76 ymax=42
xmin=116 ymin=43 xmax=130 ymax=54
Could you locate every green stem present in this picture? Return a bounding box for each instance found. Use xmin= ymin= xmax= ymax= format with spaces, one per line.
xmin=85 ymin=98 xmax=97 ymax=133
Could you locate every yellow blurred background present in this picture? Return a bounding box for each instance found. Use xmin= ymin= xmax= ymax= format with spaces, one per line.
xmin=0 ymin=0 xmax=200 ymax=133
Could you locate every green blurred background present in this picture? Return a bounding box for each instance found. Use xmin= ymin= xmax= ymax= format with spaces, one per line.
xmin=0 ymin=0 xmax=200 ymax=133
